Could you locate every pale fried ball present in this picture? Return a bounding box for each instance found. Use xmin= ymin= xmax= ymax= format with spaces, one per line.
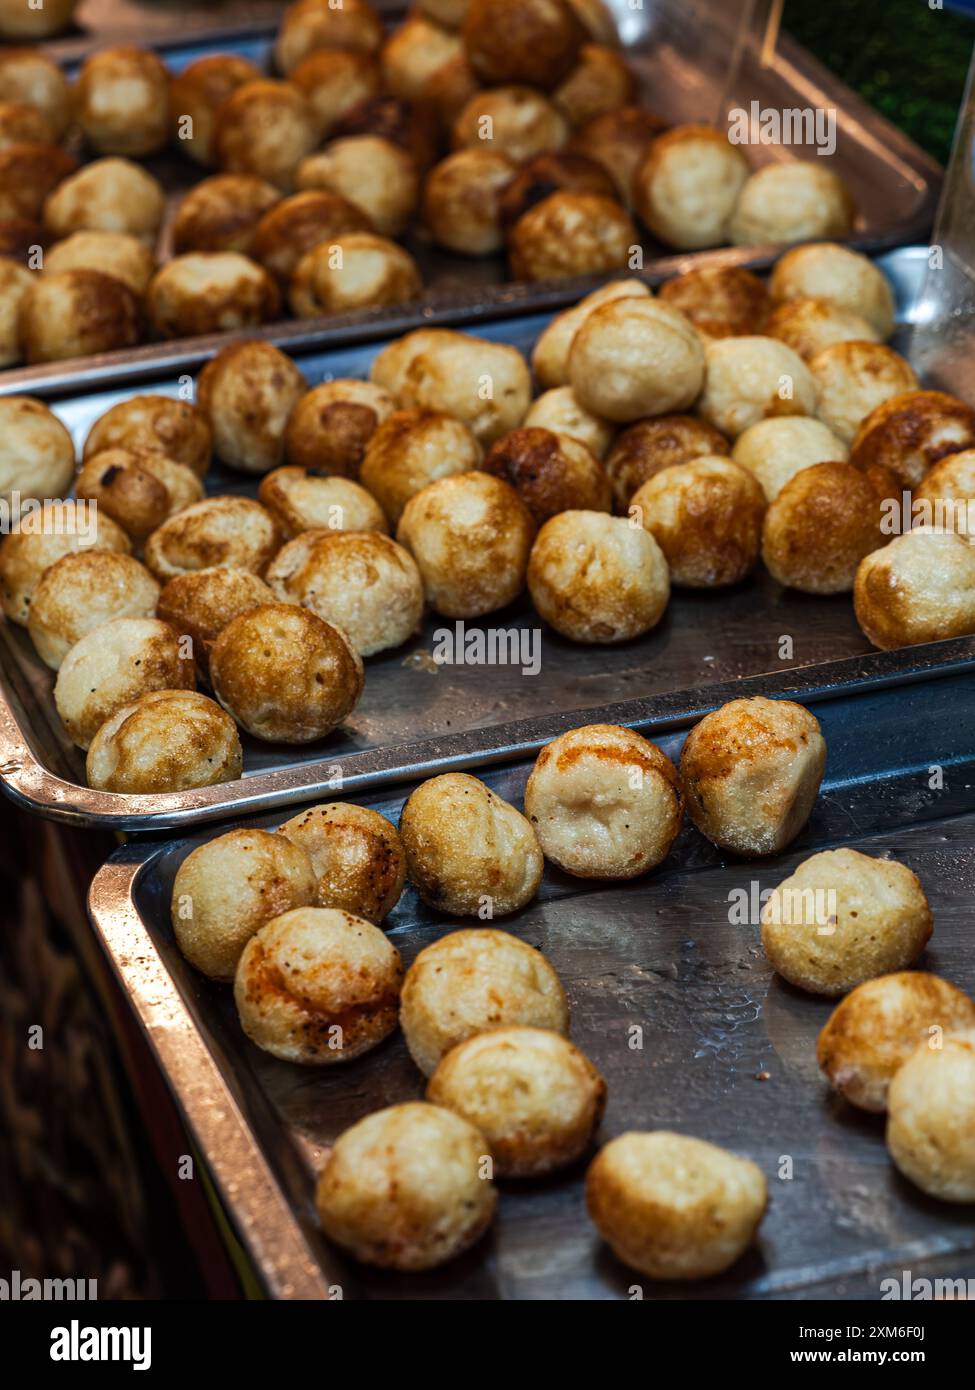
xmin=761 ymin=848 xmax=933 ymax=997
xmin=146 ymin=253 xmax=280 ymax=340
xmin=28 ymin=550 xmax=159 ymax=670
xmin=570 ymin=105 xmax=669 ymax=205
xmin=0 ymin=502 xmax=131 ymax=626
xmin=44 ymin=230 xmax=155 ymax=297
xmin=43 ymin=157 xmax=165 ymax=242
xmin=524 ymin=387 xmax=615 ymax=460
xmin=278 ymin=802 xmax=406 ymax=922
xmin=483 ymin=426 xmax=610 ymax=522
xmin=766 ymin=295 xmax=880 ymax=362
xmin=914 ymin=450 xmax=975 ymax=535
xmin=849 ymin=390 xmax=975 ymax=490
xmin=769 ymin=242 xmax=895 ymax=338
xmin=554 ymin=43 xmax=635 ymax=129
xmin=498 ymin=150 xmax=618 ymax=231
xmin=75 ymin=46 xmax=168 ymax=157
xmin=854 ymin=525 xmax=975 ymax=650
xmin=729 ymin=163 xmax=855 ymax=246
xmin=0 ymin=101 xmax=54 ymax=150
xmin=731 ymin=415 xmax=849 ymax=502
xmin=54 ymin=616 xmax=195 ymax=750
xmin=463 ymin=0 xmax=584 ymax=89
xmin=251 ymin=189 xmax=371 ymax=285
xmin=452 ymin=86 xmax=569 ymax=164
xmin=76 ymin=448 xmax=203 ymax=543
xmin=84 ymin=395 xmax=212 ymax=479
xmin=171 ymin=174 xmax=281 ymax=257
xmin=569 ymin=297 xmax=705 ymax=423
xmin=284 ymin=378 xmax=394 ymax=479
xmin=0 ymin=256 xmax=32 ymax=367
xmin=381 ymin=14 xmax=463 ymax=100
xmin=680 ymin=697 xmax=825 ymax=857
xmin=422 ymin=148 xmax=516 ymax=256
xmin=210 ymin=602 xmax=363 ymax=743
xmin=0 ymin=142 xmax=77 ymax=223
xmin=397 ymin=470 xmax=535 ymax=617
xmin=143 ymin=496 xmax=281 ymax=581
xmin=605 ymin=414 xmax=728 ymax=511
xmin=266 ymin=530 xmax=424 ymax=655
xmin=259 ymin=470 xmax=389 ymax=539
xmin=887 ymin=1029 xmax=975 ymax=1202
xmin=818 ymin=972 xmax=975 ymax=1114
xmin=168 ymin=54 xmax=262 ymax=165
xmin=387 ymin=330 xmax=532 ymax=446
xmin=274 ymin=0 xmax=385 ymax=76
xmin=400 ymin=927 xmax=567 ymax=1075
xmin=290 ymin=233 xmax=421 ymax=317
xmin=213 ymin=80 xmax=319 ymax=192
xmin=633 ymin=125 xmax=750 ymax=250
xmin=658 ymin=266 xmax=770 ymax=340
xmin=156 ymin=566 xmax=274 ymax=679
xmin=297 ymin=135 xmax=418 ymax=237
xmin=810 ymin=341 xmax=920 ymax=446
xmin=86 ymin=688 xmax=243 ymax=795
xmin=0 ymin=0 xmax=76 ymax=37
xmin=428 ymin=1027 xmax=606 ymax=1177
xmin=368 ymin=327 xmax=457 ymax=396
xmin=528 ymin=509 xmax=669 ymax=642
xmin=0 ymin=47 xmax=72 ymax=141
xmin=698 ymin=335 xmax=816 ymax=439
xmin=0 ymin=395 xmax=74 ymax=507
xmin=235 ymin=906 xmax=402 ymax=1064
xmin=196 ymin=340 xmax=307 ymax=474
xmin=509 ymin=191 xmax=638 ymax=282
xmin=19 ymin=268 xmax=141 ymax=364
xmin=633 ymin=456 xmax=765 ymax=588
xmin=290 ymin=49 xmax=381 ymax=139
xmin=586 ymin=1132 xmax=767 ymax=1280
xmin=315 ymin=1102 xmax=496 ymax=1269
xmin=359 ymin=407 xmax=482 ymax=525
xmin=531 ymin=278 xmax=649 ymax=391
xmin=171 ymin=826 xmax=317 ymax=980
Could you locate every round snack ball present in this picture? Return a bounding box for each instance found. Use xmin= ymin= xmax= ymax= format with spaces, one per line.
xmin=156 ymin=566 xmax=274 ymax=678
xmin=452 ymin=86 xmax=568 ymax=164
xmin=333 ymin=93 xmax=440 ymax=172
xmin=570 ymin=105 xmax=670 ymax=205
xmin=483 ymin=426 xmax=610 ymax=523
xmin=0 ymin=101 xmax=55 ymax=151
xmin=818 ymin=972 xmax=975 ymax=1114
xmin=278 ymin=802 xmax=405 ymax=923
xmin=854 ymin=525 xmax=975 ymax=650
xmin=526 ymin=723 xmax=682 ymax=878
xmin=284 ymin=378 xmax=394 ymax=480
xmin=28 ymin=551 xmax=160 ymax=670
xmin=586 ymin=1131 xmax=767 ymax=1280
xmin=400 ymin=773 xmax=543 ymax=916
xmin=43 ymin=157 xmax=164 ymax=243
xmin=422 ymin=148 xmax=516 ymax=256
xmin=760 ymin=847 xmax=933 ymax=997
xmin=213 ymin=80 xmax=318 ymax=192
xmin=914 ymin=450 xmax=975 ymax=536
xmin=0 ymin=220 xmax=49 ymax=264
xmin=83 ymin=395 xmax=212 ymax=479
xmin=729 ymin=163 xmax=855 ymax=246
xmin=524 ymin=387 xmax=615 ymax=460
xmin=0 ymin=142 xmax=78 ymax=224
xmin=532 ymin=279 xmax=650 ymax=391
xmin=762 ymin=460 xmax=896 ymax=594
xmin=0 ymin=396 xmax=75 ymax=508
xmin=658 ymin=265 xmax=770 ymax=340
xmin=423 ymin=52 xmax=480 ymax=133
xmin=369 ymin=327 xmax=457 ymax=396
xmin=810 ymin=341 xmax=919 ymax=445
xmin=679 ymin=696 xmax=825 ymax=857
xmin=53 ymin=616 xmax=195 ymax=750
xmin=359 ymin=408 xmax=482 ymax=525
xmin=251 ymin=189 xmax=371 ymax=286
xmin=86 ymin=688 xmax=243 ymax=794
xmin=886 ymin=1029 xmax=975 ymax=1202
xmin=0 ymin=503 xmax=131 ymax=626
xmin=766 ymin=295 xmax=880 ymax=362
xmin=498 ymin=149 xmax=618 ymax=231
xmin=210 ymin=602 xmax=363 ymax=743
xmin=698 ymin=335 xmax=816 ymax=439
xmin=315 ymin=1102 xmax=496 ymax=1270
xmin=464 ymin=0 xmax=584 ymax=89
xmin=400 ymin=927 xmax=568 ymax=1075
xmin=266 ymin=530 xmax=424 ymax=656
xmin=380 ymin=14 xmax=463 ymax=101
xmin=569 ymin=297 xmax=705 ymax=423
xmin=849 ymin=389 xmax=975 ymax=490
xmin=289 ymin=233 xmax=422 ymax=317
xmin=259 ymin=470 xmax=388 ymax=539
xmin=170 ymin=826 xmax=317 ymax=980
xmin=0 ymin=256 xmax=32 ymax=367
xmin=297 ymin=135 xmax=418 ymax=237
xmin=235 ymin=906 xmax=402 ymax=1064
xmin=428 ymin=1027 xmax=606 ymax=1177
xmin=731 ymin=415 xmax=849 ymax=502
xmin=168 ymin=54 xmax=263 ymax=165
xmin=290 ymin=49 xmax=381 ymax=139
xmin=633 ymin=125 xmax=750 ymax=251
xmin=397 ymin=470 xmax=535 ymax=618
xmin=19 ymin=268 xmax=140 ymax=364
xmin=43 ymin=230 xmax=156 ymax=298
xmin=143 ymin=496 xmax=281 ymax=582
xmin=274 ymin=0 xmax=385 ymax=75
xmin=75 ymin=448 xmax=204 ymax=543
xmin=528 ymin=509 xmax=669 ymax=642
xmin=196 ymin=340 xmax=307 ymax=474
xmin=0 ymin=0 xmax=76 ymax=36
xmin=605 ymin=414 xmax=728 ymax=511
xmin=74 ymin=46 xmax=168 ymax=157
xmin=632 ymin=456 xmax=766 ymax=588
xmin=509 ymin=191 xmax=638 ymax=282
xmin=146 ymin=253 xmax=280 ymax=340
xmin=171 ymin=175 xmax=282 ymax=257
xmin=554 ymin=43 xmax=635 ymax=129
xmin=0 ymin=47 xmax=73 ymax=141
xmin=769 ymin=242 xmax=896 ymax=338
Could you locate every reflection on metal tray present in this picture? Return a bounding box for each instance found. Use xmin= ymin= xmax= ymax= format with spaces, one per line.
xmin=87 ymin=670 xmax=975 ymax=1299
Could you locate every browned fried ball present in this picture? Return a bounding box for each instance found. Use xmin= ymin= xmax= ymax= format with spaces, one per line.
xmin=509 ymin=191 xmax=638 ymax=282
xmin=284 ymin=378 xmax=395 ymax=479
xmin=849 ymin=390 xmax=975 ymax=490
xmin=213 ymin=79 xmax=319 ymax=191
xmin=482 ymin=426 xmax=610 ymax=522
xmin=380 ymin=14 xmax=463 ymax=100
xmin=554 ymin=43 xmax=635 ymax=129
xmin=766 ymin=295 xmax=880 ymax=362
xmin=0 ymin=101 xmax=54 ymax=151
xmin=86 ymin=689 xmax=243 ymax=795
xmin=75 ymin=46 xmax=169 ymax=157
xmin=498 ymin=151 xmax=617 ymax=231
xmin=422 ymin=148 xmax=516 ymax=256
xmin=333 ymin=95 xmax=440 ymax=172
xmin=463 ymin=0 xmax=585 ymax=90
xmin=452 ymin=86 xmax=568 ymax=164
xmin=259 ymin=469 xmax=389 ymax=538
xmin=359 ymin=407 xmax=483 ymax=525
xmin=0 ymin=47 xmax=72 ymax=142
xmin=27 ymin=550 xmax=160 ymax=671
xmin=570 ymin=105 xmax=669 ymax=204
xmin=196 ymin=340 xmax=307 ymax=474
xmin=42 ymin=157 xmax=164 ymax=243
xmin=168 ymin=54 xmax=263 ymax=165
xmin=18 ymin=268 xmax=140 ymax=364
xmin=296 ymin=135 xmax=418 ymax=238
xmin=0 ymin=260 xmax=34 ymax=366
xmin=251 ymin=188 xmax=372 ymax=285
xmin=289 ymin=49 xmax=382 ymax=139
xmin=43 ymin=230 xmax=155 ymax=297
xmin=605 ymin=415 xmax=729 ymax=512
xmin=658 ymin=266 xmax=770 ymax=340
xmin=274 ymin=0 xmax=385 ymax=76
xmin=143 ymin=496 xmax=281 ymax=581
xmin=290 ymin=233 xmax=422 ymax=317
xmin=156 ymin=566 xmax=276 ymax=678
xmin=75 ymin=448 xmax=204 ymax=543
xmin=278 ymin=802 xmax=406 ymax=923
xmin=633 ymin=125 xmax=750 ymax=250
xmin=146 ymin=253 xmax=280 ymax=340
xmin=0 ymin=143 xmax=77 ymax=223
xmin=83 ymin=395 xmax=212 ymax=479
xmin=810 ymin=341 xmax=918 ymax=446
xmin=171 ymin=174 xmax=281 ymax=257
xmin=854 ymin=526 xmax=975 ymax=650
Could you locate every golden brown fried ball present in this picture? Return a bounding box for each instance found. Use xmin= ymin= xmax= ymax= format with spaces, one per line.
xmin=76 ymin=448 xmax=204 ymax=544
xmin=498 ymin=150 xmax=617 ymax=231
xmin=168 ymin=54 xmax=262 ymax=165
xmin=290 ymin=49 xmax=382 ymax=139
xmin=423 ymin=53 xmax=480 ymax=133
xmin=731 ymin=415 xmax=849 ymax=502
xmin=811 ymin=341 xmax=919 ymax=446
xmin=43 ymin=157 xmax=164 ymax=243
xmin=570 ymin=105 xmax=669 ymax=205
xmin=297 ymin=135 xmax=418 ymax=238
xmin=531 ymin=278 xmax=650 ymax=391
xmin=83 ymin=394 xmax=212 ymax=479
xmin=0 ymin=395 xmax=74 ymax=506
xmin=86 ymin=688 xmax=243 ymax=795
xmin=19 ymin=268 xmax=141 ymax=364
xmin=452 ymin=86 xmax=569 ymax=164
xmin=278 ymin=802 xmax=406 ymax=923
xmin=633 ymin=456 xmax=766 ymax=588
xmin=524 ymin=386 xmax=615 ymax=460
xmin=0 ymin=0 xmax=77 ymax=39
xmin=170 ymin=174 xmax=281 ymax=257
xmin=729 ymin=164 xmax=856 ymax=246
xmin=213 ymin=79 xmax=319 ymax=192
xmin=634 ymin=126 xmax=751 ymax=251
xmin=359 ymin=407 xmax=482 ymax=525
xmin=290 ymin=232 xmax=422 ymax=317
xmin=144 ymin=496 xmax=281 ymax=582
xmin=0 ymin=47 xmax=72 ymax=141
xmin=483 ymin=426 xmax=610 ymax=522
xmin=586 ymin=1132 xmax=767 ymax=1280
xmin=761 ymin=847 xmax=933 ymax=997
xmin=913 ymin=449 xmax=975 ymax=536
xmin=315 ymin=1102 xmax=497 ymax=1270
xmin=284 ymin=378 xmax=395 ymax=479
xmin=854 ymin=525 xmax=975 ymax=650
xmin=74 ymin=46 xmax=169 ymax=157
xmin=766 ymin=295 xmax=880 ymax=362
xmin=146 ymin=253 xmax=280 ymax=340
xmin=251 ymin=188 xmax=371 ymax=286
xmin=274 ymin=0 xmax=385 ymax=76
xmin=210 ymin=602 xmax=363 ymax=743
xmin=679 ymin=696 xmax=825 ymax=857
xmin=0 ymin=143 xmax=78 ymax=223
xmin=401 ymin=927 xmax=568 ymax=1075
xmin=0 ymin=256 xmax=32 ymax=366
xmin=333 ymin=94 xmax=440 ymax=172
xmin=171 ymin=826 xmax=317 ymax=980
xmin=156 ymin=566 xmax=275 ymax=679
xmin=818 ymin=972 xmax=975 ymax=1114
xmin=509 ymin=190 xmax=638 ymax=282
xmin=397 ymin=470 xmax=535 ymax=617
xmin=849 ymin=389 xmax=975 ymax=490
xmin=44 ymin=230 xmax=155 ymax=297
xmin=554 ymin=43 xmax=635 ymax=129
xmin=0 ymin=101 xmax=54 ymax=151
xmin=380 ymin=14 xmax=463 ymax=100
xmin=422 ymin=148 xmax=516 ymax=256
xmin=698 ymin=335 xmax=816 ymax=439
xmin=368 ymin=327 xmax=457 ymax=396
xmin=568 ymin=297 xmax=705 ymax=423
xmin=428 ymin=1027 xmax=605 ymax=1177
xmin=886 ymin=1029 xmax=975 ymax=1202
xmin=463 ymin=0 xmax=584 ymax=89
xmin=382 ymin=329 xmax=532 ymax=446
xmin=27 ymin=551 xmax=160 ymax=670
xmin=259 ymin=469 xmax=389 ymax=539
xmin=605 ymin=414 xmax=728 ymax=512
xmin=196 ymin=339 xmax=307 ymax=474
xmin=0 ymin=502 xmax=131 ymax=626
xmin=658 ymin=266 xmax=770 ymax=341
xmin=769 ymin=241 xmax=895 ymax=337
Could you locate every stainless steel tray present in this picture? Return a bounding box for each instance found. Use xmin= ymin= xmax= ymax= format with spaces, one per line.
xmin=87 ymin=667 xmax=975 ymax=1300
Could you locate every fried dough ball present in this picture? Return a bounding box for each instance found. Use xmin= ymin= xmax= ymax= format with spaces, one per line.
xmin=171 ymin=174 xmax=281 ymax=257
xmin=452 ymin=86 xmax=569 ymax=164
xmin=274 ymin=0 xmax=385 ymax=76
xmin=817 ymin=972 xmax=975 ymax=1114
xmin=384 ymin=330 xmax=532 ymax=446
xmin=196 ymin=340 xmax=307 ymax=474
xmin=428 ymin=1027 xmax=605 ymax=1177
xmin=278 ymin=802 xmax=406 ymax=923
xmin=27 ymin=551 xmax=160 ymax=670
xmin=401 ymin=928 xmax=567 ymax=1075
xmin=0 ymin=395 xmax=74 ymax=507
xmin=0 ymin=503 xmax=131 ymax=626
xmin=0 ymin=143 xmax=78 ymax=223
xmin=531 ymin=278 xmax=649 ymax=390
xmin=766 ymin=295 xmax=880 ymax=362
xmin=43 ymin=230 xmax=155 ymax=297
xmin=769 ymin=241 xmax=895 ymax=338
xmin=0 ymin=0 xmax=76 ymax=38
xmin=568 ymin=297 xmax=705 ymax=423
xmin=333 ymin=94 xmax=440 ymax=172
xmin=283 ymin=378 xmax=394 ymax=480
xmin=586 ymin=1132 xmax=767 ymax=1280
xmin=762 ymin=460 xmax=896 ymax=594
xmin=156 ymin=566 xmax=274 ymax=678
xmin=19 ymin=268 xmax=141 ymax=364
xmin=368 ymin=327 xmax=457 ymax=396
xmin=75 ymin=448 xmax=204 ymax=544
xmin=422 ymin=148 xmax=516 ymax=256
xmin=914 ymin=450 xmax=975 ymax=535
xmin=144 ymin=496 xmax=281 ymax=582
xmin=570 ymin=105 xmax=669 ymax=204
xmin=146 ymin=253 xmax=280 ymax=340
xmin=235 ymin=906 xmax=402 ymax=1064
xmin=605 ymin=415 xmax=728 ymax=511
xmin=698 ymin=335 xmax=816 ymax=439
xmin=760 ymin=848 xmax=933 ymax=997
xmin=731 ymin=415 xmax=849 ymax=502
xmin=43 ymin=158 xmax=164 ymax=244
xmin=658 ymin=266 xmax=770 ymax=341
xmin=168 ymin=54 xmax=262 ymax=165
xmin=632 ymin=457 xmax=766 ymax=588
xmin=483 ymin=426 xmax=610 ymax=522
xmin=259 ymin=470 xmax=388 ymax=539
xmin=359 ymin=408 xmax=482 ymax=525
xmin=210 ymin=602 xmax=363 ymax=743
xmin=296 ymin=136 xmax=418 ymax=237
xmin=421 ymin=52 xmax=480 ymax=132
xmin=213 ymin=80 xmax=318 ymax=192
xmin=396 ymin=470 xmax=535 ymax=617
xmin=75 ymin=46 xmax=169 ymax=157
xmin=290 ymin=232 xmax=422 ymax=317
xmin=509 ymin=191 xmax=638 ymax=282
xmin=0 ymin=101 xmax=54 ymax=151
xmin=498 ymin=150 xmax=617 ymax=231
xmin=0 ymin=47 xmax=72 ymax=141
xmin=290 ymin=49 xmax=381 ymax=139
xmin=266 ymin=530 xmax=424 ymax=656
xmin=381 ymin=14 xmax=463 ymax=100
xmin=854 ymin=525 xmax=975 ymax=650
xmin=554 ymin=43 xmax=635 ymax=129
xmin=886 ymin=1029 xmax=975 ymax=1202
xmin=83 ymin=395 xmax=212 ymax=479
xmin=810 ymin=341 xmax=919 ymax=446
xmin=633 ymin=126 xmax=750 ymax=251
xmin=86 ymin=688 xmax=243 ymax=795
xmin=251 ymin=189 xmax=371 ymax=285
xmin=729 ymin=163 xmax=856 ymax=246
xmin=849 ymin=390 xmax=975 ymax=490
xmin=171 ymin=827 xmax=317 ymax=980
xmin=679 ymin=697 xmax=825 ymax=857
xmin=463 ymin=0 xmax=584 ymax=89
xmin=524 ymin=387 xmax=615 ymax=460
xmin=54 ymin=616 xmax=195 ymax=750
xmin=528 ymin=509 xmax=669 ymax=642
xmin=315 ymin=1102 xmax=496 ymax=1269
